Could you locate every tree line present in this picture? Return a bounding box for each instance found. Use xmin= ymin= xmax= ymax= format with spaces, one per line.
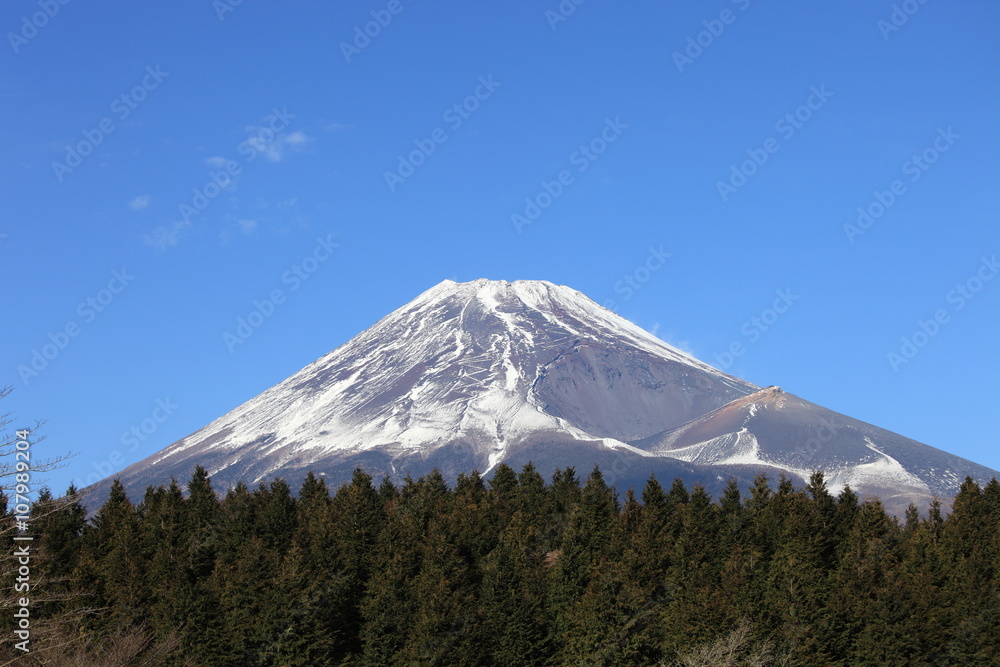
xmin=2 ymin=464 xmax=999 ymax=665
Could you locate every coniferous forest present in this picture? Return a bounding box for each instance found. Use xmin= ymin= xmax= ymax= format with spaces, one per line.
xmin=3 ymin=465 xmax=999 ymax=666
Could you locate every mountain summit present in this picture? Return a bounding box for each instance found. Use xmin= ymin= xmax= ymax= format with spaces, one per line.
xmin=82 ymin=279 xmax=998 ymax=514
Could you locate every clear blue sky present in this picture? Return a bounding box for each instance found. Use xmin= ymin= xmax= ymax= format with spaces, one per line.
xmin=3 ymin=0 xmax=998 ymax=495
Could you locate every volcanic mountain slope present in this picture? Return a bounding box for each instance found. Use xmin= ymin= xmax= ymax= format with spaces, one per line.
xmin=635 ymin=385 xmax=999 ymax=515
xmin=80 ymin=279 xmax=998 ymax=514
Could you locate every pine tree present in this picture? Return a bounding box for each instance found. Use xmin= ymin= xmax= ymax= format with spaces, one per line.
xmin=805 ymin=470 xmax=836 ymax=522
xmin=268 ymin=472 xmax=340 ymax=663
xmin=549 ymin=466 xmax=619 ymax=644
xmin=546 ymin=467 xmax=581 ymax=549
xmin=719 ymin=478 xmax=745 ymax=550
xmin=479 ymin=513 xmax=551 ymax=665
xmin=982 ymin=477 xmax=1000 ymax=518
xmin=397 ymin=517 xmax=480 ymax=665
xmin=256 ymin=478 xmax=299 ymax=552
xmin=561 ymin=556 xmax=661 ymax=665
xmin=359 ymin=474 xmax=437 ymax=665
xmin=489 ymin=462 xmax=519 ymax=524
xmin=516 ymin=462 xmax=549 ymax=534
xmin=625 ymin=475 xmax=673 ymax=598
xmin=667 ymin=477 xmax=690 ymax=507
xmin=827 ymin=498 xmax=899 ymax=663
xmin=33 ymin=462 xmax=1000 ymax=663
xmin=186 ymin=465 xmax=220 ymax=578
xmin=904 ymin=503 xmax=920 ymax=534
xmin=661 ymin=485 xmax=725 ymax=654
xmin=762 ymin=489 xmax=830 ymax=662
xmin=452 ymin=469 xmax=495 ymax=568
xmin=939 ymin=477 xmax=998 ymax=661
xmin=77 ymin=479 xmax=146 ymax=636
xmin=641 ymin=474 xmax=667 ymax=508
xmin=215 ymin=533 xmax=285 ymax=664
xmin=297 ymin=471 xmax=330 ymax=523
xmin=176 ymin=467 xmax=229 ymax=663
xmin=30 ymin=485 xmax=87 ymax=617
xmin=378 ymin=474 xmax=399 ymax=505
xmin=137 ymin=480 xmax=187 ymax=646
xmin=318 ymin=466 xmax=389 ymax=659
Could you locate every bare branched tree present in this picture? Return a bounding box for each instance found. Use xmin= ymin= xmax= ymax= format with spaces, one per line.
xmin=0 ymin=385 xmax=75 ymax=498
xmin=667 ymin=618 xmax=794 ymax=667
xmin=0 ymin=386 xmax=104 ymax=663
xmin=0 ymin=624 xmax=188 ymax=667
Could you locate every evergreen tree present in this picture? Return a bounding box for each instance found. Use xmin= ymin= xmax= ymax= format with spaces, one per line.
xmin=316 ymin=466 xmax=389 ymax=659
xmin=667 ymin=477 xmax=690 ymax=507
xmin=661 ymin=485 xmax=725 ymax=654
xmin=546 ymin=467 xmax=581 ymax=549
xmin=28 ymin=464 xmax=1000 ymax=663
xmin=30 ymin=484 xmax=87 ymax=616
xmin=516 ymin=462 xmax=549 ymax=532
xmin=488 ymin=462 xmax=519 ymax=519
xmin=561 ymin=556 xmax=661 ymax=665
xmin=939 ymin=477 xmax=998 ymax=661
xmin=549 ymin=466 xmax=619 ymax=643
xmin=624 ymin=475 xmax=673 ymax=599
xmin=479 ymin=513 xmax=551 ymax=665
xmin=76 ymin=479 xmax=146 ymax=635
xmin=138 ymin=481 xmax=188 ymax=646
xmin=378 ymin=474 xmax=399 ymax=505
xmin=256 ymin=478 xmax=298 ymax=552
xmin=396 ymin=515 xmax=480 ymax=665
xmin=178 ymin=469 xmax=230 ymax=663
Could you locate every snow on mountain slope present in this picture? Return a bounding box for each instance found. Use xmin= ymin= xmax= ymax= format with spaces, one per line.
xmin=79 ymin=279 xmax=999 ymax=516
xmin=635 ymin=386 xmax=997 ymax=514
xmin=95 ymin=280 xmax=754 ymax=497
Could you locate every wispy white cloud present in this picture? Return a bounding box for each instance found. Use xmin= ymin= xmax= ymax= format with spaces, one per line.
xmin=129 ymin=195 xmax=150 ymax=210
xmin=284 ymin=131 xmax=310 ymax=146
xmin=655 ymin=327 xmax=698 ymax=358
xmin=144 ymin=220 xmax=190 ymax=252
xmin=238 ymin=219 xmax=258 ymax=233
xmin=244 ymin=128 xmax=314 ymax=162
xmin=205 ymin=156 xmax=229 ymax=168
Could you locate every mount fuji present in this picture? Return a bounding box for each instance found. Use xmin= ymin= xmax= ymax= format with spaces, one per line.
xmin=80 ymin=279 xmax=998 ymax=515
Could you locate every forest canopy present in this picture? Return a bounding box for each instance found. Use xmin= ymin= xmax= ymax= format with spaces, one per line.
xmin=3 ymin=464 xmax=998 ymax=666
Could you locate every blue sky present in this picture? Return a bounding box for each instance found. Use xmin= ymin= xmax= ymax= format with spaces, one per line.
xmin=2 ymin=0 xmax=998 ymax=495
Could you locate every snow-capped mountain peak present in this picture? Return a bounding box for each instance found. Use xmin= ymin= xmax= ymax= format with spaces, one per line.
xmin=82 ymin=279 xmax=998 ymax=516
